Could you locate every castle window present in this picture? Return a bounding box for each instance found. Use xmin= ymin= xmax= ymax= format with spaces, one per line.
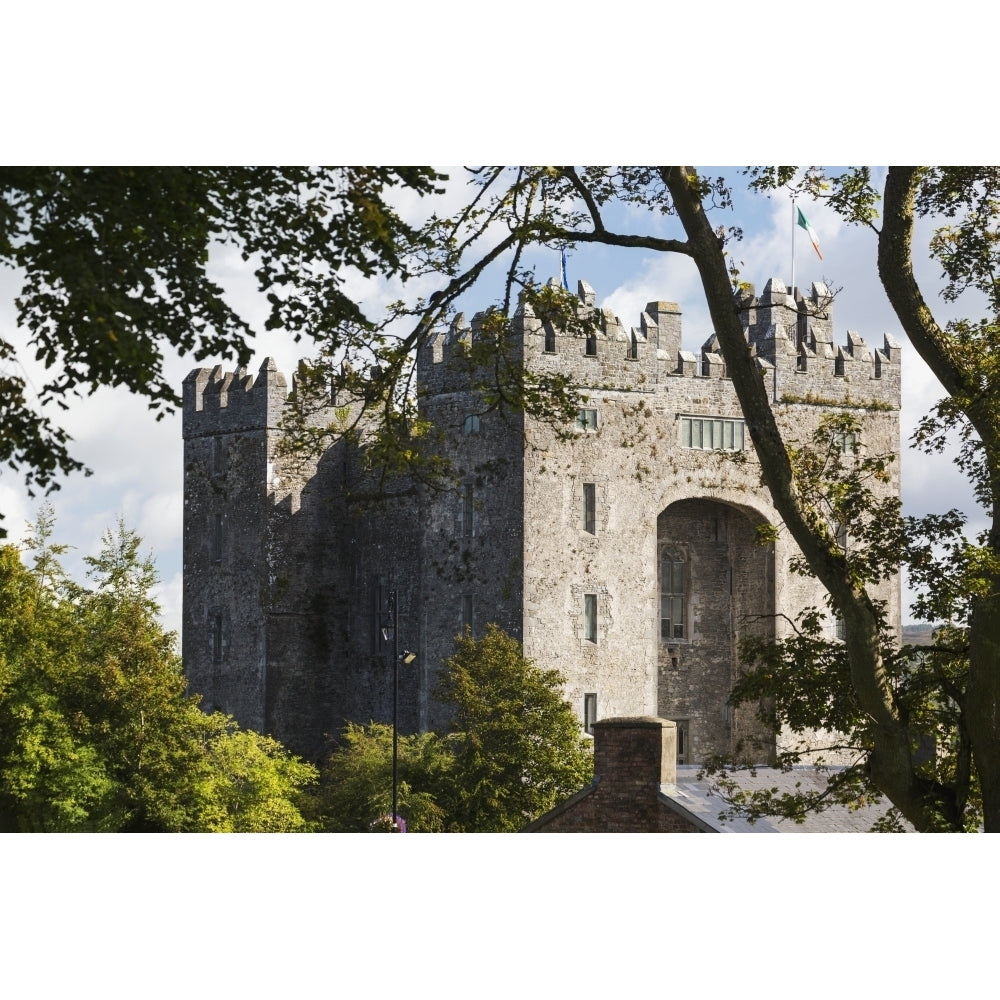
xmin=462 ymin=594 xmax=474 ymax=632
xmin=674 ymin=719 xmax=690 ymax=764
xmin=213 ymin=513 xmax=224 ymax=563
xmin=584 ymin=593 xmax=597 ymax=643
xmin=585 ymin=333 xmax=597 ymax=357
xmin=462 ymin=414 xmax=481 ymax=435
xmin=833 ymin=430 xmax=858 ymax=455
xmin=584 ymin=693 xmax=597 ymax=735
xmin=582 ymin=482 xmax=596 ymax=534
xmin=661 ymin=552 xmax=686 ymax=640
xmin=212 ymin=437 xmax=225 ymax=476
xmin=577 ymin=408 xmax=598 ymax=431
xmin=544 ymin=324 xmax=556 ymax=353
xmin=833 ymin=614 xmax=847 ymax=642
xmin=212 ymin=615 xmax=224 ymax=663
xmin=461 ymin=482 xmax=475 ymax=537
xmin=680 ymin=416 xmax=745 ymax=451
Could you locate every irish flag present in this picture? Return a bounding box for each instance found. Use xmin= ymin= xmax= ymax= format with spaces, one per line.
xmin=797 ymin=207 xmax=823 ymax=260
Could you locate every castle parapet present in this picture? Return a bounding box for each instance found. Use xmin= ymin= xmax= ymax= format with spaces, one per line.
xmin=183 ymin=358 xmax=289 ymax=438
xmin=413 ymin=275 xmax=901 ymax=409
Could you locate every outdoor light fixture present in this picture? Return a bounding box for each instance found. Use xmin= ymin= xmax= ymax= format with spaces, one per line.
xmin=382 ymin=591 xmax=417 ymax=831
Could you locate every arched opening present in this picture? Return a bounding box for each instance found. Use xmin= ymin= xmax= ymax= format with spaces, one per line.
xmin=657 ymin=498 xmax=775 ymax=765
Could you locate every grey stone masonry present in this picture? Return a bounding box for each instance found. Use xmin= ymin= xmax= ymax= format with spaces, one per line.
xmin=183 ymin=275 xmax=901 ymax=766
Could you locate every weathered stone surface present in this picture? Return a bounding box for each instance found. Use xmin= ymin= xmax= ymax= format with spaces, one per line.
xmin=183 ymin=277 xmax=901 ymax=765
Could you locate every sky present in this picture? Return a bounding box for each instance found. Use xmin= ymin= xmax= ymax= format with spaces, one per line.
xmin=0 ymin=168 xmax=981 ymax=633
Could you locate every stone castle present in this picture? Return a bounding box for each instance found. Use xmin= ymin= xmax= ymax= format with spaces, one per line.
xmin=182 ymin=277 xmax=901 ymax=763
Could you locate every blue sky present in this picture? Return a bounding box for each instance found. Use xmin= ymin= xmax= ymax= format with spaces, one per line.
xmin=0 ymin=168 xmax=981 ymax=631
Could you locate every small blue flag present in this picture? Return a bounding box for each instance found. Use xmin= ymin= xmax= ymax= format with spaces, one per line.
xmin=561 ymin=250 xmax=569 ymax=291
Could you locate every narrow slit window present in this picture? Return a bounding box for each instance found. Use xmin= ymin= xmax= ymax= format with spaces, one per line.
xmin=584 ymin=693 xmax=597 ymax=735
xmin=661 ymin=552 xmax=686 ymax=640
xmin=462 ymin=483 xmax=474 ymax=537
xmin=213 ymin=615 xmax=223 ymax=663
xmin=582 ymin=483 xmax=596 ymax=534
xmin=584 ymin=593 xmax=597 ymax=643
xmin=674 ymin=719 xmax=690 ymax=764
xmin=212 ymin=437 xmax=225 ymax=476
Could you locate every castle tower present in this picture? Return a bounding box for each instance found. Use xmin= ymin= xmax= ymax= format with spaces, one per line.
xmin=182 ymin=358 xmax=425 ymax=759
xmin=414 ymin=276 xmax=901 ymax=763
xmin=182 ymin=360 xmax=285 ymax=734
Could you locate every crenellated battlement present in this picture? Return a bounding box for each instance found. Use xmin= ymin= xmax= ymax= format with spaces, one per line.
xmin=182 ymin=357 xmax=366 ymax=440
xmin=182 ymin=358 xmax=291 ymax=438
xmin=417 ymin=277 xmax=901 ymax=409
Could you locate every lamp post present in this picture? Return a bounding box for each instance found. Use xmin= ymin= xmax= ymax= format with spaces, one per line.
xmin=381 ymin=589 xmax=417 ymax=831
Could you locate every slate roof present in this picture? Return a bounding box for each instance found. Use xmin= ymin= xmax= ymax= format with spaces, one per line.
xmin=661 ymin=765 xmax=912 ymax=833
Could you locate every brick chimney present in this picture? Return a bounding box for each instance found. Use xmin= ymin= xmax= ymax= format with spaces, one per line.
xmin=593 ymin=716 xmax=677 ymax=790
xmin=525 ymin=717 xmax=707 ymax=831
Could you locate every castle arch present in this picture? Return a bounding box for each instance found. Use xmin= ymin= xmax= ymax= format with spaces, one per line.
xmin=656 ymin=497 xmax=775 ymax=764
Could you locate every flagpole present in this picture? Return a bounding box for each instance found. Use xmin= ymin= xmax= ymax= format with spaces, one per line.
xmin=790 ymin=198 xmax=796 ymax=299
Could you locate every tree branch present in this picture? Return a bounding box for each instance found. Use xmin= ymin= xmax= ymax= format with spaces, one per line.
xmin=662 ymin=164 xmax=953 ymax=830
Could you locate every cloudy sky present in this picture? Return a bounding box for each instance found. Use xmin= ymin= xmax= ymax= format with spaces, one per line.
xmin=0 ymin=167 xmax=981 ymax=634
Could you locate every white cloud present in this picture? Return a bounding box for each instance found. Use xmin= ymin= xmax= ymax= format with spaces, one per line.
xmin=154 ymin=570 xmax=183 ymax=641
xmin=0 ymin=482 xmax=33 ymax=547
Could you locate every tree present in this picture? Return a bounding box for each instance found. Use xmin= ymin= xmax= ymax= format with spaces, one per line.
xmin=324 ymin=166 xmax=997 ymax=831
xmin=0 ymin=166 xmax=445 ymax=537
xmin=436 ymin=625 xmax=593 ymax=832
xmin=660 ymin=167 xmax=1000 ymax=831
xmin=15 ymin=166 xmax=1000 ymax=829
xmin=0 ymin=507 xmax=317 ymax=831
xmin=311 ymin=722 xmax=454 ymax=832
xmin=193 ymin=715 xmax=319 ymax=833
xmin=312 ymin=628 xmax=592 ymax=832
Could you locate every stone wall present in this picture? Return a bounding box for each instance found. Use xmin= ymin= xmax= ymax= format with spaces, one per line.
xmin=183 ymin=274 xmax=902 ymax=766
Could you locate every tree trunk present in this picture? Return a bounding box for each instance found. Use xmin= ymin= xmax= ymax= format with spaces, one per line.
xmin=965 ymin=595 xmax=1000 ymax=830
xmin=663 ymin=166 xmax=955 ymax=831
xmin=878 ymin=167 xmax=1000 ymax=831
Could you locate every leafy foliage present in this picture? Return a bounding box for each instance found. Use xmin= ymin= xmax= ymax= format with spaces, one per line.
xmin=693 ymin=409 xmax=982 ymax=831
xmin=0 ymin=507 xmax=317 ymax=831
xmin=310 ymin=722 xmax=453 ymax=833
xmin=313 ymin=626 xmax=592 ymax=832
xmin=194 ymin=716 xmax=319 ymax=833
xmin=436 ymin=625 xmax=593 ymax=832
xmin=0 ymin=166 xmax=445 ymax=535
